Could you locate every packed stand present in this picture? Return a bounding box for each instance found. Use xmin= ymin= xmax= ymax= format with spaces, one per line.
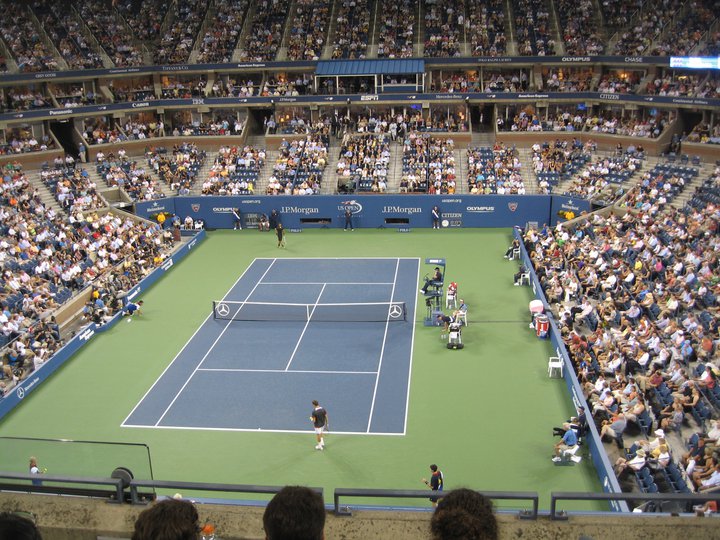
xmin=168 ymin=115 xmax=245 ymax=137
xmin=525 ymin=183 xmax=720 ymax=497
xmin=1 ymin=87 xmax=51 ymax=112
xmin=512 ymin=0 xmax=556 ymax=56
xmin=237 ymin=0 xmax=291 ymax=62
xmin=286 ymin=0 xmax=330 ymax=61
xmin=542 ymin=69 xmax=593 ymax=93
xmin=467 ymin=143 xmax=525 ymax=195
xmin=433 ymin=72 xmax=480 ymax=93
xmin=336 ymin=134 xmax=391 ymax=193
xmin=584 ymin=111 xmax=670 ymax=138
xmin=376 ymin=0 xmax=416 ymax=58
xmin=612 ymin=0 xmax=678 ymax=55
xmin=649 ymin=0 xmax=717 ymax=56
xmin=685 ymin=120 xmax=720 ymax=145
xmin=115 ymin=0 xmax=169 ymax=42
xmin=400 ymin=131 xmax=457 ymax=194
xmin=267 ymin=127 xmax=328 ymax=195
xmin=52 ymin=85 xmax=100 ymax=107
xmin=621 ymin=162 xmax=696 ymax=208
xmin=556 ymin=0 xmax=604 ymax=55
xmin=330 ymin=0 xmax=370 ymax=59
xmin=563 ymin=153 xmax=643 ymax=201
xmin=40 ymin=161 xmax=104 ymax=212
xmin=484 ymin=70 xmax=528 ymax=92
xmin=78 ymin=0 xmax=144 ymax=66
xmin=0 ymin=4 xmax=59 ymax=72
xmin=423 ymin=0 xmax=464 ymax=57
xmin=269 ymin=113 xmax=312 ymax=135
xmin=83 ymin=120 xmax=127 ymax=145
xmin=531 ymin=139 xmax=592 ymax=193
xmin=598 ymin=72 xmax=641 ymax=94
xmin=0 ymin=164 xmax=177 ymax=394
xmin=97 ymin=153 xmax=166 ymax=201
xmin=598 ymin=0 xmax=642 ymax=29
xmin=147 ymin=143 xmax=207 ymax=196
xmin=154 ymin=0 xmax=207 ymax=65
xmin=0 ymin=131 xmax=55 ymax=155
xmin=161 ymin=78 xmax=207 ymax=99
xmin=645 ymin=73 xmax=719 ymax=98
xmin=468 ymin=0 xmax=506 ymax=56
xmin=260 ymin=75 xmax=313 ymax=97
xmin=195 ymin=1 xmax=250 ymax=64
xmin=202 ymin=145 xmax=265 ymax=195
xmin=209 ymin=77 xmax=260 ymax=97
xmin=33 ymin=1 xmax=104 ymax=70
xmin=109 ymin=81 xmax=156 ymax=102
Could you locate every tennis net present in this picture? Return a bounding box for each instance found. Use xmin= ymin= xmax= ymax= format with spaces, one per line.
xmin=212 ymin=300 xmax=407 ymax=322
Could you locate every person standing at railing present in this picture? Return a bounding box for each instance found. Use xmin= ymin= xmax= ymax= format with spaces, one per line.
xmin=28 ymin=457 xmax=45 ymax=486
xmin=423 ymin=464 xmax=444 ymax=507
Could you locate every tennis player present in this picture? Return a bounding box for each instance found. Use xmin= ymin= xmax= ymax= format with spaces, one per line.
xmin=276 ymin=223 xmax=285 ymax=248
xmin=310 ymin=400 xmax=328 ymax=450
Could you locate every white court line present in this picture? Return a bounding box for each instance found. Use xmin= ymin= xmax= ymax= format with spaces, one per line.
xmin=284 ymin=284 xmax=326 ymax=371
xmin=121 ymin=259 xmax=264 ymax=427
xmin=254 ymin=257 xmax=420 ymax=260
xmin=153 ymin=259 xmax=278 ymax=427
xmin=260 ymin=282 xmax=395 ymax=285
xmin=403 ymin=258 xmax=422 ymax=434
xmin=122 ymin=424 xmax=405 ymax=436
xmin=366 ymin=258 xmax=401 ymax=433
xmin=198 ymin=368 xmax=378 ymax=375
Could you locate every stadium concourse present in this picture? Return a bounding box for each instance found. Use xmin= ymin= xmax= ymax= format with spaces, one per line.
xmin=0 ymin=0 xmax=719 ymax=537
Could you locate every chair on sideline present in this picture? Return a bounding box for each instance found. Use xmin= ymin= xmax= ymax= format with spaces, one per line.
xmin=548 ymin=356 xmax=563 ymax=378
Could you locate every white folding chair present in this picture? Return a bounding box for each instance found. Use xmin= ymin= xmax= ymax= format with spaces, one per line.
xmin=512 ymin=247 xmax=521 ymax=260
xmin=519 ymin=272 xmax=530 ymax=286
xmin=454 ymin=308 xmax=468 ymax=326
xmin=548 ymin=356 xmax=563 ymax=378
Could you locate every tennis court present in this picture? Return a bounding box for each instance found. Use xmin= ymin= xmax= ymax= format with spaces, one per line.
xmin=123 ymin=257 xmax=419 ymax=435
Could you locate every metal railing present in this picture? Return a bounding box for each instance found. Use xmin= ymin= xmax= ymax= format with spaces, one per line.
xmin=0 ymin=472 xmax=125 ymax=502
xmin=333 ymin=488 xmax=539 ymax=518
xmin=551 ymin=491 xmax=720 ymax=520
xmin=129 ymin=479 xmax=323 ymax=505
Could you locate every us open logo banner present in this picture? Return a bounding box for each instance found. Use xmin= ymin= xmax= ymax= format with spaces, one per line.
xmin=339 ymin=200 xmax=363 ymax=214
xmin=191 ymin=204 xmax=200 ymax=212
xmin=508 ymin=202 xmax=518 ymax=212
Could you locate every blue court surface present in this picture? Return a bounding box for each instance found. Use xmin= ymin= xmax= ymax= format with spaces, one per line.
xmin=122 ymin=258 xmax=419 ymax=435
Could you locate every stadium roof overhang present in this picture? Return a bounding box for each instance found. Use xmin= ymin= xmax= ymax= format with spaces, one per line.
xmin=314 ymin=59 xmax=425 ymax=94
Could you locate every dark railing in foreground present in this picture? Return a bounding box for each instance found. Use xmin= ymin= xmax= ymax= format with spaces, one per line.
xmin=0 ymin=472 xmax=125 ymax=502
xmin=333 ymin=488 xmax=539 ymax=518
xmin=3 ymin=472 xmax=720 ymax=520
xmin=550 ymin=491 xmax=720 ymax=520
xmin=128 ymin=479 xmax=322 ymax=505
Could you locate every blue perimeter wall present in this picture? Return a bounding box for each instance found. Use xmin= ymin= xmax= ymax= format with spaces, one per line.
xmin=512 ymin=228 xmax=628 ymax=511
xmin=0 ymin=231 xmax=206 ymax=420
xmin=136 ymin=194 xmax=590 ymax=230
